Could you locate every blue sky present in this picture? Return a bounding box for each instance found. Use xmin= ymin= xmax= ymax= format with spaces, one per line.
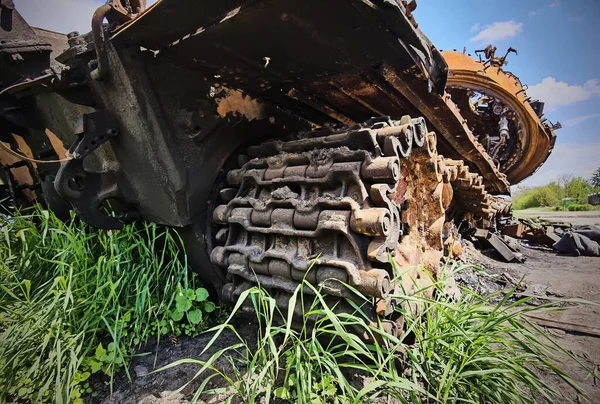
xmin=16 ymin=0 xmax=600 ymax=189
xmin=415 ymin=0 xmax=600 ymax=188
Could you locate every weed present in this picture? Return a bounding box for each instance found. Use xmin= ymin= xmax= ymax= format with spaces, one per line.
xmin=168 ymin=284 xmax=216 ymax=337
xmin=399 ymin=265 xmax=590 ymax=403
xmin=163 ymin=262 xmax=591 ymax=403
xmin=0 ymin=206 xmax=213 ymax=403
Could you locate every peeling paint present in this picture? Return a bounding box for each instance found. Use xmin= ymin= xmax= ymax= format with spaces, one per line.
xmin=216 ymin=89 xmax=266 ymax=121
xmin=220 ymin=7 xmax=241 ymax=23
xmin=0 ymin=140 xmax=36 ymax=201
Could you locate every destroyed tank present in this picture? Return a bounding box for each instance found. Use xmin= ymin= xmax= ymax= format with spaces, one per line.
xmin=0 ymin=0 xmax=556 ymax=334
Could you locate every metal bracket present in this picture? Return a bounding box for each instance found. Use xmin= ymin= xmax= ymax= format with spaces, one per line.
xmin=55 ymin=158 xmax=123 ymax=229
xmin=55 ymin=111 xmax=129 ymax=229
xmin=69 ymin=111 xmax=118 ymax=159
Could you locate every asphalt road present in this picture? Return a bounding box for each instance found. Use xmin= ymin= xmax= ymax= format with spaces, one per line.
xmin=514 ymin=208 xmax=600 ymax=227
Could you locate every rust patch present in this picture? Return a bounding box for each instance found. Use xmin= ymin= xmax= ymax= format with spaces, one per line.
xmin=12 ymin=134 xmax=37 ymax=169
xmin=45 ymin=128 xmax=68 ymax=160
xmin=216 ymin=88 xmax=266 ymax=121
xmin=391 ymin=165 xmax=409 ymax=204
xmin=0 ymin=141 xmax=36 ymax=201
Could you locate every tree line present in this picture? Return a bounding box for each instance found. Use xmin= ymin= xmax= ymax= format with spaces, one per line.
xmin=513 ymin=167 xmax=600 ymax=210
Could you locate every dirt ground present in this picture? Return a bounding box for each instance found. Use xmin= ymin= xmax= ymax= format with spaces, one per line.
xmin=466 ymin=210 xmax=600 ymax=401
xmin=89 ymin=317 xmax=257 ymax=404
xmin=92 ymin=211 xmax=600 ymax=403
xmin=461 ymin=243 xmax=600 ymax=402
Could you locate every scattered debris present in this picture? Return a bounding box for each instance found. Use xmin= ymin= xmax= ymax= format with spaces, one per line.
xmin=473 ymin=228 xmax=524 ymax=263
xmin=553 ymin=225 xmax=600 ymax=257
xmin=525 ymin=315 xmax=600 ymax=339
xmin=134 ymin=365 xmax=149 ymax=378
xmin=501 ymin=217 xmax=568 ymax=248
xmin=452 ymin=266 xmax=523 ymax=300
xmin=499 ymin=218 xmax=600 ymax=257
xmin=443 ymin=275 xmax=462 ymax=301
xmin=502 ymin=222 xmax=525 ymax=238
xmin=501 ymin=234 xmax=522 ymax=252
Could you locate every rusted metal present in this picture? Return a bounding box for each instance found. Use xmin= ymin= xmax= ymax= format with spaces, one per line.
xmin=503 ymin=223 xmax=526 ymax=238
xmin=90 ymin=4 xmax=112 ymax=80
xmin=0 ymin=139 xmax=37 ymax=201
xmin=211 ymin=117 xmax=443 ymax=329
xmin=1 ymin=0 xmax=560 ymax=336
xmin=442 ymin=50 xmax=557 ymax=185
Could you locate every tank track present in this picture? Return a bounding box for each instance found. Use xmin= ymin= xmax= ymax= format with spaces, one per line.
xmin=209 ymin=116 xmax=509 ymax=333
xmin=440 ymin=158 xmax=512 ymax=225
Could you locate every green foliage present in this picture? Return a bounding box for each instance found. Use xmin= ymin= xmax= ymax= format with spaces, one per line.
xmin=513 ymin=181 xmax=562 ymax=210
xmin=167 ymin=285 xmax=215 ymax=337
xmin=564 ymin=177 xmax=592 ymax=204
xmin=568 ymin=204 xmax=595 ymax=211
xmin=162 ymin=263 xmax=590 ymax=403
xmin=161 ymin=281 xmax=423 ymax=403
xmin=591 ymin=167 xmax=600 ymax=188
xmin=0 ymin=206 xmax=212 ymax=403
xmin=513 ymin=177 xmax=593 ymax=209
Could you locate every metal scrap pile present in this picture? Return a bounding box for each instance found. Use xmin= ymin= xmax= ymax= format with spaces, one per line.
xmin=501 ymin=218 xmax=600 ymax=257
xmin=502 ymin=217 xmax=568 ymax=247
xmin=553 ymin=225 xmax=600 ymax=257
xmin=470 ymin=227 xmax=525 ymax=263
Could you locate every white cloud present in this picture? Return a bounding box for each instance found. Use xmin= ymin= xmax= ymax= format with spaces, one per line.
xmin=470 ymin=21 xmax=523 ymax=44
xmin=562 ymin=113 xmax=600 ymax=127
xmin=527 ymin=77 xmax=600 ymax=111
xmin=470 ymin=23 xmax=480 ymax=32
xmin=519 ymin=142 xmax=600 ymax=187
xmin=529 ymin=2 xmax=559 ymax=19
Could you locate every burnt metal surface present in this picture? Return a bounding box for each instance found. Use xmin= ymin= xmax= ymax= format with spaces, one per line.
xmin=68 ymin=111 xmax=119 ymax=158
xmin=0 ymin=0 xmax=557 ymax=327
xmin=212 ymin=117 xmax=437 ymax=333
xmin=443 ymin=51 xmax=557 ymax=185
xmin=53 ymin=111 xmax=126 ymax=228
xmin=112 ymin=0 xmax=508 ymax=193
xmin=54 ymin=158 xmax=124 ymax=228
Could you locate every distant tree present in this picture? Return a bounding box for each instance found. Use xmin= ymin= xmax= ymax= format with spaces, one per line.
xmin=513 ymin=176 xmax=593 ymax=210
xmin=565 ymin=177 xmax=592 ymax=204
xmin=512 ymin=182 xmax=562 ymax=209
xmin=557 ymin=173 xmax=574 ymax=200
xmin=592 ymin=167 xmax=600 ymax=188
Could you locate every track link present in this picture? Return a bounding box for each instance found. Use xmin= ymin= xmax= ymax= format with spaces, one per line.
xmin=209 ymin=116 xmax=505 ymax=334
xmin=439 ymin=158 xmax=512 ymax=225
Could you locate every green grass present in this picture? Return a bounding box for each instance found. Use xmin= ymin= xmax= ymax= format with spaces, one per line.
xmin=568 ymin=204 xmax=600 ymax=211
xmin=1 ymin=205 xmax=595 ymax=403
xmin=162 ymin=263 xmax=595 ymax=403
xmin=512 ymin=178 xmax=598 ymax=210
xmin=0 ymin=205 xmax=211 ymax=403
